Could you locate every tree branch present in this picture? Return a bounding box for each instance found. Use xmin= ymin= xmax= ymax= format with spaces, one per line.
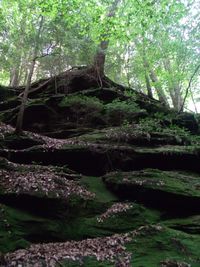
xmin=179 ymin=63 xmax=200 ymax=112
xmin=35 ymin=51 xmax=60 ymax=61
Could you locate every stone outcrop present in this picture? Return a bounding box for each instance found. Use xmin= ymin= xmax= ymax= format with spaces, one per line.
xmin=0 ymin=71 xmax=200 ymax=266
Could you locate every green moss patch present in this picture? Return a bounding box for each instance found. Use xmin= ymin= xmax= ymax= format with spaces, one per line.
xmin=163 ymin=215 xmax=200 ymax=235
xmin=103 ymin=169 xmax=200 ymax=215
xmin=80 ymin=176 xmax=117 ymax=203
xmin=104 ymin=169 xmax=200 ymax=198
xmin=127 ymin=227 xmax=200 ymax=267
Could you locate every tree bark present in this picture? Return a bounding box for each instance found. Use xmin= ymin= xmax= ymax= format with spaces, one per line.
xmin=15 ymin=59 xmax=36 ymax=134
xmin=149 ymin=69 xmax=169 ymax=107
xmin=93 ymin=0 xmax=121 ymax=77
xmin=9 ymin=67 xmax=20 ymax=87
xmin=15 ymin=16 xmax=44 ymax=134
xmin=144 ymin=71 xmax=153 ymax=98
xmin=163 ymin=59 xmax=183 ymax=111
xmin=93 ymin=40 xmax=109 ymax=77
xmin=140 ymin=41 xmax=168 ymax=106
xmin=141 ymin=39 xmax=153 ymax=98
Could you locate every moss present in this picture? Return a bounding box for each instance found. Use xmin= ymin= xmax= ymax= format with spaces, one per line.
xmin=77 ymin=131 xmax=108 ymax=143
xmin=0 ymin=204 xmax=37 ymax=253
xmin=163 ymin=215 xmax=200 ymax=234
xmin=80 ymin=176 xmax=117 ymax=203
xmin=47 ymin=226 xmax=200 ymax=267
xmin=127 ymin=227 xmax=200 ymax=267
xmin=0 ymin=199 xmax=85 ymax=252
xmin=58 ymin=176 xmax=158 ymax=238
xmin=104 ymin=169 xmax=200 ymax=198
xmin=59 ymin=95 xmax=104 ymax=110
xmin=1 ymin=85 xmax=200 ymax=266
xmin=0 ymin=132 xmax=43 ymax=150
xmin=94 ymin=204 xmax=160 ymax=233
xmin=0 ymin=173 xmax=161 ymax=249
xmin=73 ymin=125 xmax=191 ymax=147
xmin=133 ymin=145 xmax=200 ymax=156
xmin=0 ymin=195 xmax=90 ymax=252
xmin=58 ymin=205 xmax=159 ymax=240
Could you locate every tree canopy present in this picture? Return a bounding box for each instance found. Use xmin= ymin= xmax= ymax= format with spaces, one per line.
xmin=0 ymin=0 xmax=199 ymax=111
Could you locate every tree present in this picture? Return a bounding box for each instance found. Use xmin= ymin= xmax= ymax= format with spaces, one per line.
xmin=0 ymin=0 xmax=199 ymax=112
xmin=15 ymin=15 xmax=44 ymax=134
xmin=93 ymin=0 xmax=122 ymax=77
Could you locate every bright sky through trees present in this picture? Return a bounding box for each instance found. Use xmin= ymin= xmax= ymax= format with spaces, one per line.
xmin=0 ymin=0 xmax=199 ymax=112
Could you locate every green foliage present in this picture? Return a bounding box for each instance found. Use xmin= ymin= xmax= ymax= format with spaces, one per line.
xmin=104 ymin=168 xmax=200 ymax=197
xmin=59 ymin=95 xmax=104 ymax=110
xmin=138 ymin=116 xmax=191 ymax=139
xmin=80 ymin=176 xmax=117 ymax=203
xmin=138 ymin=118 xmax=162 ymax=133
xmin=59 ymin=95 xmax=105 ymax=126
xmin=127 ymin=226 xmax=200 ymax=267
xmin=105 ymin=99 xmax=140 ymax=114
xmin=105 ymin=98 xmax=142 ymax=125
xmin=0 ymin=0 xmax=199 ymax=110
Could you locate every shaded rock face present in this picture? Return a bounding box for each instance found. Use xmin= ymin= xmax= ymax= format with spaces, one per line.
xmin=0 ymin=86 xmax=18 ymax=102
xmin=103 ymin=169 xmax=200 ymax=214
xmin=0 ymin=71 xmax=200 ymax=266
xmin=172 ymin=113 xmax=199 ymax=133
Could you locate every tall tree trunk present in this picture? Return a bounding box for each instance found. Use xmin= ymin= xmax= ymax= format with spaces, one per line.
xmin=173 ymin=84 xmax=183 ymax=111
xmin=144 ymin=71 xmax=153 ymax=98
xmin=93 ymin=0 xmax=121 ymax=77
xmin=93 ymin=40 xmax=109 ymax=77
xmin=23 ymin=68 xmax=28 ymax=85
xmin=15 ymin=59 xmax=36 ymax=134
xmin=140 ymin=39 xmax=168 ymax=106
xmin=141 ymin=39 xmax=153 ymax=98
xmin=163 ymin=59 xmax=183 ymax=111
xmin=17 ymin=60 xmax=25 ymax=86
xmin=9 ymin=67 xmax=20 ymax=87
xmin=149 ymin=69 xmax=169 ymax=107
xmin=15 ymin=16 xmax=44 ymax=134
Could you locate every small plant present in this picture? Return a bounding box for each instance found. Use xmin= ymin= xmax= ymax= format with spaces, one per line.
xmin=153 ymin=112 xmax=175 ymax=122
xmin=138 ymin=118 xmax=162 ymax=132
xmin=163 ymin=124 xmax=190 ymax=138
xmin=59 ymin=95 xmax=103 ymax=110
xmin=105 ymin=98 xmax=142 ymax=125
xmin=136 ymin=117 xmax=194 ymax=146
xmin=124 ymin=89 xmax=137 ymax=99
xmin=105 ymin=99 xmax=140 ymax=114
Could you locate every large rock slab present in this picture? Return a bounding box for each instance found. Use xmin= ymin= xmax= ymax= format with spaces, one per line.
xmin=104 ymin=169 xmax=200 ymax=213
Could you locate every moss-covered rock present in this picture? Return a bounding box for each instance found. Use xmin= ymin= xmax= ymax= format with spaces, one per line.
xmin=0 ymin=132 xmax=43 ymax=150
xmin=0 ymin=86 xmax=18 ymax=101
xmin=127 ymin=226 xmax=200 ymax=267
xmin=163 ymin=215 xmax=200 ymax=234
xmin=104 ymin=169 xmax=200 ymax=213
xmin=0 ymin=72 xmax=200 ymax=266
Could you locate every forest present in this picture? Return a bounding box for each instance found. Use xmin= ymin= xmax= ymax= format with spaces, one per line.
xmin=0 ymin=0 xmax=200 ymax=266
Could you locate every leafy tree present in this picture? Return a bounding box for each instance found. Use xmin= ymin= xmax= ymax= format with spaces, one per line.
xmin=0 ymin=0 xmax=199 ymax=116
